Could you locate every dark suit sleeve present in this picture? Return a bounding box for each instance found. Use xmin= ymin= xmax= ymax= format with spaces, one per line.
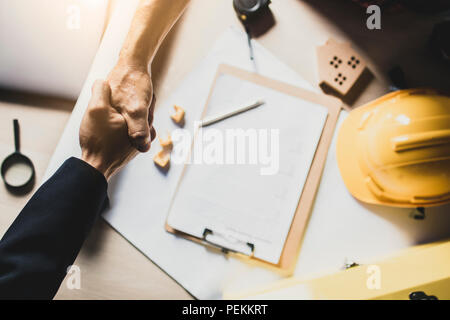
xmin=0 ymin=157 xmax=108 ymax=299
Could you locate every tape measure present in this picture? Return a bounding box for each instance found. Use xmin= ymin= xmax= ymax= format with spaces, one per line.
xmin=233 ymin=0 xmax=271 ymax=23
xmin=233 ymin=0 xmax=271 ymax=62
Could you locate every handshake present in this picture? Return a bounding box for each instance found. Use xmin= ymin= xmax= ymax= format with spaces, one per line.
xmin=77 ymin=0 xmax=191 ymax=180
xmin=79 ymin=62 xmax=156 ymax=180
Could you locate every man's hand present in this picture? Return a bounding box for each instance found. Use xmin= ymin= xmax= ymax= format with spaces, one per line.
xmin=80 ymin=80 xmax=155 ymax=180
xmin=104 ymin=0 xmax=189 ymax=152
xmin=107 ymin=63 xmax=155 ymax=152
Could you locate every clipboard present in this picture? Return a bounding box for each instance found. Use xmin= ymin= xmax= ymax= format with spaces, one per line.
xmin=166 ymin=64 xmax=342 ymax=271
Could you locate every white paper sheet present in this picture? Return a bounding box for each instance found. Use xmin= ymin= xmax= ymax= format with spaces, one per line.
xmin=167 ymin=72 xmax=328 ymax=264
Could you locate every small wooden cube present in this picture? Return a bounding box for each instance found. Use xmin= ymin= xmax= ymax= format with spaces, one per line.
xmin=170 ymin=105 xmax=185 ymax=124
xmin=316 ymin=39 xmax=367 ymax=96
xmin=158 ymin=133 xmax=173 ymax=149
xmin=153 ymin=150 xmax=170 ymax=168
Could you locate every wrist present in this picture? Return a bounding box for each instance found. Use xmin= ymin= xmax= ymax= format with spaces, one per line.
xmin=81 ymin=152 xmax=112 ymax=180
xmin=114 ymin=55 xmax=151 ymax=78
xmin=118 ymin=51 xmax=148 ymax=71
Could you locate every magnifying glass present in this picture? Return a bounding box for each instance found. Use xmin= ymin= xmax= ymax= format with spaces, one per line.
xmin=1 ymin=119 xmax=35 ymax=194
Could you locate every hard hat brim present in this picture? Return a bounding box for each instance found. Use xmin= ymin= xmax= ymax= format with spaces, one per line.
xmin=337 ymin=103 xmax=386 ymax=206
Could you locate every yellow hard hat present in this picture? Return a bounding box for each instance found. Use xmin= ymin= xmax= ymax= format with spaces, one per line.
xmin=337 ymin=89 xmax=450 ymax=208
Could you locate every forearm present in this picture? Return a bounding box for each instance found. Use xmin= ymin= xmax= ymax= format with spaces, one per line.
xmin=0 ymin=158 xmax=107 ymax=299
xmin=118 ymin=0 xmax=190 ymax=69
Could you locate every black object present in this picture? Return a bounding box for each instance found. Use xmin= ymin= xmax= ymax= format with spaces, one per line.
xmin=410 ymin=207 xmax=426 ymax=220
xmin=344 ymin=262 xmax=360 ymax=269
xmin=430 ymin=20 xmax=450 ymax=63
xmin=350 ymin=0 xmax=450 ymax=13
xmin=202 ymin=227 xmax=255 ymax=255
xmin=0 ymin=157 xmax=108 ymax=299
xmin=1 ymin=119 xmax=35 ymax=194
xmin=409 ymin=291 xmax=438 ymax=300
xmin=388 ymin=66 xmax=407 ymax=91
xmin=403 ymin=0 xmax=450 ymax=14
xmin=233 ymin=0 xmax=271 ymax=23
xmin=233 ymin=0 xmax=273 ymax=62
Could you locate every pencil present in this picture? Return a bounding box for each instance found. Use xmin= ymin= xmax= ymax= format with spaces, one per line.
xmin=200 ymin=100 xmax=265 ymax=127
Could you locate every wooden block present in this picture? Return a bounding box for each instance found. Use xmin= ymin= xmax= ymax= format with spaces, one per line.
xmin=158 ymin=133 xmax=173 ymax=149
xmin=154 ymin=132 xmax=173 ymax=169
xmin=316 ymin=38 xmax=367 ymax=96
xmin=153 ymin=149 xmax=170 ymax=168
xmin=170 ymin=105 xmax=185 ymax=125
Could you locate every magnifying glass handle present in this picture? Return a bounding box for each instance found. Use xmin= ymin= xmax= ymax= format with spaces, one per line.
xmin=13 ymin=119 xmax=20 ymax=152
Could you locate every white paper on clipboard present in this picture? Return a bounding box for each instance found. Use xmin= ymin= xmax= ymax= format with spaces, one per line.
xmin=167 ymin=72 xmax=328 ymax=264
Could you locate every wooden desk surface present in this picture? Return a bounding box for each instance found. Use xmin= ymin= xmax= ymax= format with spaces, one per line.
xmin=0 ymin=0 xmax=447 ymax=299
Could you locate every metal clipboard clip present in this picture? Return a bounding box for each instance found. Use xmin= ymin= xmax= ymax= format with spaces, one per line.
xmin=202 ymin=228 xmax=255 ymax=258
